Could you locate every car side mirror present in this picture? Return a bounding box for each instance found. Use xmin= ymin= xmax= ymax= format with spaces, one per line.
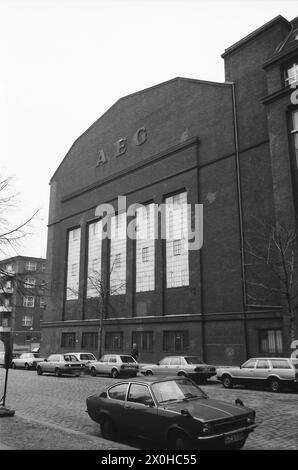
xmin=44 ymin=359 xmax=47 ymax=362
xmin=144 ymin=399 xmax=155 ymax=407
xmin=181 ymin=409 xmax=191 ymax=417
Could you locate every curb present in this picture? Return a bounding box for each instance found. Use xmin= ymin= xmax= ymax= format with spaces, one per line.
xmin=15 ymin=413 xmax=136 ymax=450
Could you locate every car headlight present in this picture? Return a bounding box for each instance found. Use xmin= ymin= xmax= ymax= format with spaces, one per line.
xmin=246 ymin=413 xmax=255 ymax=424
xmin=202 ymin=423 xmax=211 ymax=434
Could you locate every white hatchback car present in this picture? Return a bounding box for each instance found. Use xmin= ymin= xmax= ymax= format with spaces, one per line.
xmin=67 ymin=352 xmax=97 ymax=366
xmin=89 ymin=354 xmax=139 ymax=378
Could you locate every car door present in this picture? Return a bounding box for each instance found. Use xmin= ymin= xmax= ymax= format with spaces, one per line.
xmin=255 ymin=359 xmax=270 ymax=385
xmin=237 ymin=359 xmax=257 ymax=385
xmin=169 ymin=357 xmax=182 ymax=374
xmin=96 ymin=355 xmax=109 ymax=374
xmin=105 ymin=382 xmax=129 ymax=427
xmin=108 ymin=356 xmax=118 ymax=375
xmin=124 ymin=383 xmax=159 ymax=440
xmin=156 ymin=357 xmax=171 ymax=375
xmin=42 ymin=355 xmax=53 ymax=372
xmin=47 ymin=355 xmax=60 ymax=373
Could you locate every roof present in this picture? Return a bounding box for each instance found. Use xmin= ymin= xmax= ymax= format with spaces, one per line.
xmin=221 ymin=15 xmax=290 ymax=58
xmin=0 ymin=255 xmax=46 ymax=263
xmin=49 ymin=76 xmax=229 ymax=184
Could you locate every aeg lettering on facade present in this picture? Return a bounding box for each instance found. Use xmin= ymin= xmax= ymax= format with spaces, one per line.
xmin=96 ymin=127 xmax=147 ymax=167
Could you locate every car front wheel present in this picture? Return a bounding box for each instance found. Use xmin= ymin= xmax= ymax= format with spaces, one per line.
xmin=24 ymin=363 xmax=29 ymax=370
xmin=226 ymin=439 xmax=246 ymax=450
xmin=37 ymin=367 xmax=43 ymax=375
xmin=101 ymin=416 xmax=116 ymax=440
xmin=90 ymin=367 xmax=97 ymax=377
xmin=11 ymin=362 xmax=16 ymax=369
xmin=55 ymin=368 xmax=62 ymax=377
xmin=111 ymin=368 xmax=119 ymax=379
xmin=222 ymin=374 xmax=233 ymax=389
xmin=145 ymin=370 xmax=153 ymax=376
xmin=169 ymin=431 xmax=192 ymax=450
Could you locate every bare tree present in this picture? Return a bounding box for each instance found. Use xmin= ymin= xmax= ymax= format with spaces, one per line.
xmin=0 ymin=175 xmax=39 ymax=257
xmin=245 ymin=219 xmax=298 ymax=351
xmin=67 ymin=259 xmax=126 ymax=358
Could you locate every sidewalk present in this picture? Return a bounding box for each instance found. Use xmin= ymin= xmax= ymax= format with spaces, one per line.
xmin=0 ymin=413 xmax=135 ymax=450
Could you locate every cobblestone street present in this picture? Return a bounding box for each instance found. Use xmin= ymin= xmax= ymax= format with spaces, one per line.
xmin=1 ymin=369 xmax=298 ymax=450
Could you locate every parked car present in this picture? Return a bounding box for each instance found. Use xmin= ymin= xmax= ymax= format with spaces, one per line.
xmin=89 ymin=354 xmax=139 ymax=378
xmin=67 ymin=352 xmax=97 ymax=366
xmin=86 ymin=376 xmax=257 ymax=449
xmin=36 ymin=353 xmax=84 ymax=377
xmin=1 ymin=351 xmax=21 ymax=368
xmin=216 ymin=357 xmax=298 ymax=392
xmin=11 ymin=352 xmax=46 ymax=370
xmin=140 ymin=356 xmax=216 ymax=383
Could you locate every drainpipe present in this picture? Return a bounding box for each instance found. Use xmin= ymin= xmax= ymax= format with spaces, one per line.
xmin=229 ymin=82 xmax=250 ymax=360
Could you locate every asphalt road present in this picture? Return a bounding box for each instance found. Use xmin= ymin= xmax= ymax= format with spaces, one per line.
xmin=1 ymin=368 xmax=298 ymax=450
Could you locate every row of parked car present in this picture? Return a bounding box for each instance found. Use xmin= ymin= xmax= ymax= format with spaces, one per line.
xmin=3 ymin=350 xmax=298 ymax=392
xmin=2 ymin=350 xmax=298 ymax=449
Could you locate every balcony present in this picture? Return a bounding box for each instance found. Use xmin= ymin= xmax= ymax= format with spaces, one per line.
xmin=0 ymin=306 xmax=12 ymax=313
xmin=3 ymin=287 xmax=13 ymax=294
xmin=0 ymin=326 xmax=11 ymax=333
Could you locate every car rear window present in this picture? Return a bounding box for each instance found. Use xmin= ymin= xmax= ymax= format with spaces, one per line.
xmin=80 ymin=354 xmax=95 ymax=360
xmin=120 ymin=356 xmax=135 ymax=363
xmin=64 ymin=354 xmax=79 ymax=362
xmin=271 ymin=360 xmax=291 ymax=369
xmin=185 ymin=357 xmax=204 ymax=365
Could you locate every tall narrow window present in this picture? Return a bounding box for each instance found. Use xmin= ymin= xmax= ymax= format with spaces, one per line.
xmin=163 ymin=330 xmax=189 ymax=353
xmin=136 ymin=203 xmax=155 ymax=292
xmin=291 ymin=110 xmax=298 ymax=167
xmin=259 ymin=329 xmax=283 ymax=354
xmin=165 ymin=192 xmax=189 ymax=288
xmin=285 ymin=61 xmax=298 ymax=86
xmin=110 ymin=213 xmax=126 ymax=295
xmin=66 ymin=227 xmax=81 ymax=300
xmin=87 ymin=220 xmax=102 ymax=298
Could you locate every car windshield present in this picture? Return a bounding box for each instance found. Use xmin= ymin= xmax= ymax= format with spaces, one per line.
xmin=152 ymin=378 xmax=206 ymax=404
xmin=120 ymin=356 xmax=135 ymax=363
xmin=184 ymin=357 xmax=204 ymax=365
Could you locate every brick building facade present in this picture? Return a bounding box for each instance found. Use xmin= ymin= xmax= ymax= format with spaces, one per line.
xmin=41 ymin=15 xmax=298 ymax=364
xmin=0 ymin=256 xmax=47 ymax=353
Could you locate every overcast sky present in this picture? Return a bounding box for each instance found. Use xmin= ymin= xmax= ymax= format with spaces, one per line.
xmin=1 ymin=0 xmax=297 ymax=260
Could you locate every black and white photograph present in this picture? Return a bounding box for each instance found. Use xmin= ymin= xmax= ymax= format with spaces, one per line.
xmin=0 ymin=0 xmax=298 ymax=459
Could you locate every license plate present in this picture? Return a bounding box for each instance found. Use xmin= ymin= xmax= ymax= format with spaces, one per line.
xmin=224 ymin=432 xmax=244 ymax=445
